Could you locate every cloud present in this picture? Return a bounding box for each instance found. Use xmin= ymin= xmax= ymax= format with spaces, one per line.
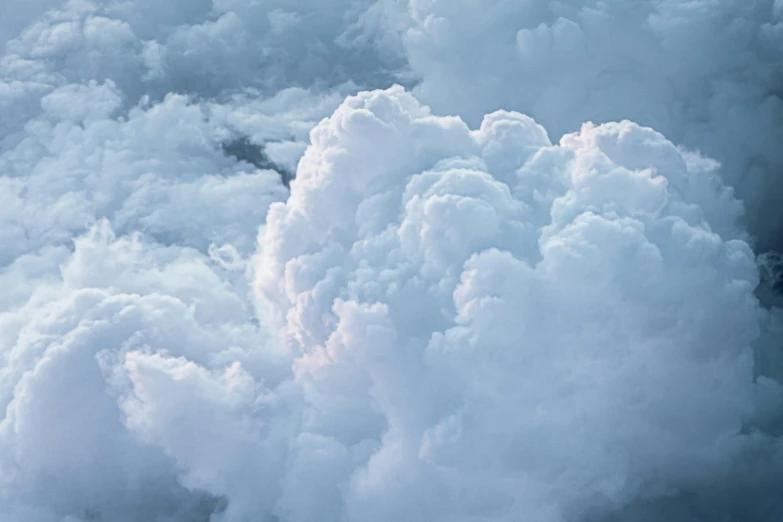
xmin=0 ymin=80 xmax=346 ymax=265
xmin=0 ymin=0 xmax=403 ymax=112
xmin=403 ymin=0 xmax=783 ymax=251
xmin=120 ymin=87 xmax=783 ymax=522
xmin=1 ymin=0 xmax=782 ymax=521
xmin=0 ymin=221 xmax=288 ymax=521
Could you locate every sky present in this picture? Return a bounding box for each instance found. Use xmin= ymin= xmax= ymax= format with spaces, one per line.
xmin=1 ymin=1 xmax=783 ymax=521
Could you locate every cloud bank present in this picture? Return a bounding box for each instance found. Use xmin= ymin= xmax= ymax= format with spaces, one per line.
xmin=403 ymin=0 xmax=783 ymax=251
xmin=1 ymin=1 xmax=782 ymax=522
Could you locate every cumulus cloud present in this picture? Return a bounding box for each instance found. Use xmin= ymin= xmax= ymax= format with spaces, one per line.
xmin=403 ymin=0 xmax=783 ymax=251
xmin=248 ymin=87 xmax=783 ymax=521
xmin=1 ymin=1 xmax=783 ymax=521
xmin=0 ymin=222 xmax=286 ymax=521
xmin=0 ymin=0 xmax=402 ymax=116
xmin=0 ymin=80 xmax=350 ymax=265
xmin=0 ymin=0 xmax=399 ymax=265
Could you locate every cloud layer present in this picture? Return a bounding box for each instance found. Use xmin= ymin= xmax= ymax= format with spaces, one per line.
xmin=1 ymin=1 xmax=782 ymax=521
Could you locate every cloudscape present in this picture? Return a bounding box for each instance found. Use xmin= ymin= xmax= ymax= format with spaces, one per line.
xmin=1 ymin=1 xmax=783 ymax=521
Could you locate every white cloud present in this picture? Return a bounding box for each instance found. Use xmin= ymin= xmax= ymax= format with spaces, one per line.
xmin=403 ymin=0 xmax=783 ymax=251
xmin=0 ymin=221 xmax=288 ymax=521
xmin=1 ymin=0 xmax=782 ymax=520
xmin=259 ymin=87 xmax=783 ymax=520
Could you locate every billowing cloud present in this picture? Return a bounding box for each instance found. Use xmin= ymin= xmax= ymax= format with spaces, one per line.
xmin=403 ymin=0 xmax=783 ymax=251
xmin=0 ymin=79 xmax=349 ymax=266
xmin=0 ymin=222 xmax=284 ymax=521
xmin=1 ymin=1 xmax=783 ymax=521
xmin=251 ymin=87 xmax=783 ymax=521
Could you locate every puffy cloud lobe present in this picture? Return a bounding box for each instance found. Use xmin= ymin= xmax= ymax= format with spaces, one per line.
xmin=0 ymin=80 xmax=348 ymax=267
xmin=0 ymin=221 xmax=292 ymax=521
